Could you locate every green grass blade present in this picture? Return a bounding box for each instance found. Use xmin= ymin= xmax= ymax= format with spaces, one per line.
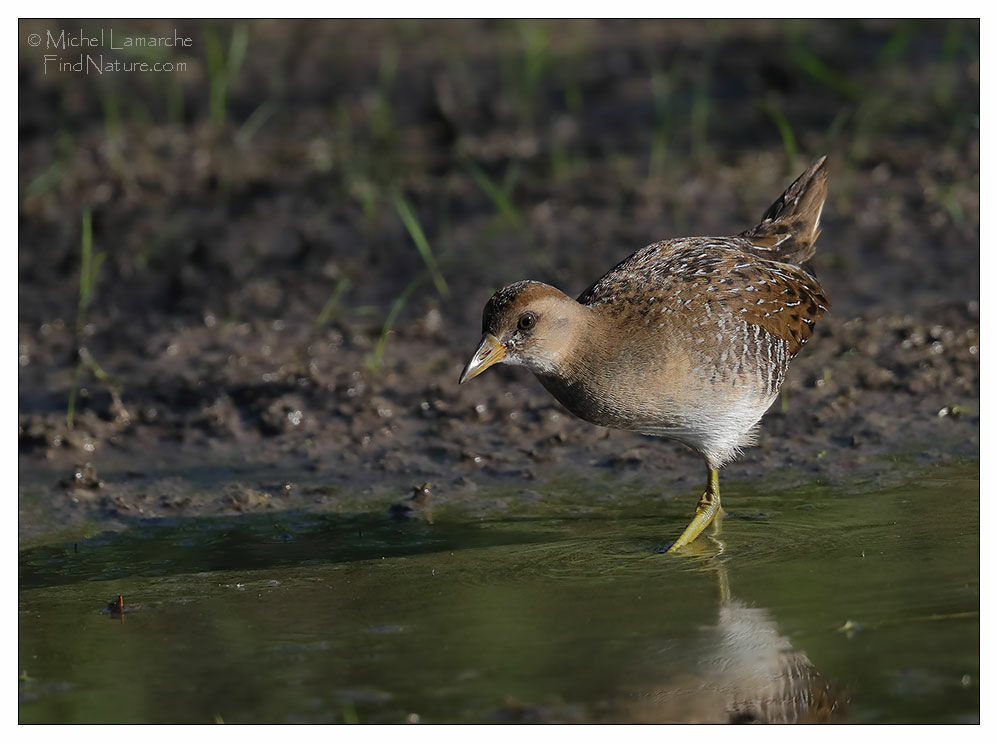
xmin=227 ymin=23 xmax=249 ymax=79
xmin=78 ymin=210 xmax=106 ymax=313
xmin=366 ymin=274 xmax=424 ymax=373
xmin=25 ymin=161 xmax=66 ymax=198
xmin=79 ymin=210 xmax=93 ymax=310
xmin=66 ymin=363 xmax=82 ymax=428
xmin=236 ymin=99 xmax=278 ymax=147
xmin=391 ymin=191 xmax=448 ymax=298
xmin=313 ymin=277 xmax=352 ymax=331
xmin=462 ymin=158 xmax=522 ymax=227
xmin=761 ymin=100 xmax=798 ymax=175
xmin=690 ymin=68 xmax=711 ymax=162
xmin=787 ymin=43 xmax=864 ymax=101
xmin=204 ymin=28 xmax=226 ymax=125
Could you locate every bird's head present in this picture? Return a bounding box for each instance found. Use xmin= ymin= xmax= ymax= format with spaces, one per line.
xmin=459 ymin=280 xmax=585 ymax=383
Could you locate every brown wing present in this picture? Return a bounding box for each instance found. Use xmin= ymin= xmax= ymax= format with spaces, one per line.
xmin=705 ymin=254 xmax=828 ymax=356
xmin=579 ymin=238 xmax=827 ymax=356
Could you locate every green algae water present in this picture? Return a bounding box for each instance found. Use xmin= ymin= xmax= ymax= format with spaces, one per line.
xmin=19 ymin=462 xmax=978 ymax=723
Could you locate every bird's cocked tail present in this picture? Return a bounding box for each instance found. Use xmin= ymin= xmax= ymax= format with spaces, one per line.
xmin=741 ymin=156 xmax=828 ymax=266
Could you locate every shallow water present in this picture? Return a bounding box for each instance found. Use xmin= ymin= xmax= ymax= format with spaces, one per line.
xmin=19 ymin=461 xmax=978 ymax=723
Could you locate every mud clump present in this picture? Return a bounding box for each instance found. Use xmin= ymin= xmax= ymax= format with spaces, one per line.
xmin=388 ymin=482 xmax=434 ymax=521
xmin=60 ymin=462 xmax=103 ymax=491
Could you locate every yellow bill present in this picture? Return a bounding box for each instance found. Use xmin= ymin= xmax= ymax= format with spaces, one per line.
xmin=459 ymin=333 xmax=506 ymax=384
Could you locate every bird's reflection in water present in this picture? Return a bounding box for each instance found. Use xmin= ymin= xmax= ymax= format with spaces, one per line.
xmin=619 ymin=534 xmax=847 ymax=724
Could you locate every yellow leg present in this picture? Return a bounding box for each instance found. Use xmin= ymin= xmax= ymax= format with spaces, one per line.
xmin=665 ymin=466 xmax=721 ymax=553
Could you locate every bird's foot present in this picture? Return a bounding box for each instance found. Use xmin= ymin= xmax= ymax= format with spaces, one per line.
xmin=665 ymin=468 xmax=722 ymax=554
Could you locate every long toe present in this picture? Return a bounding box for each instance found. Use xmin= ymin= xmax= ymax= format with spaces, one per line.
xmin=666 ymin=485 xmax=722 ymax=553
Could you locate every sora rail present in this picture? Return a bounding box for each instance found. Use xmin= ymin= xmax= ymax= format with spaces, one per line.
xmin=460 ymin=157 xmax=829 ymax=552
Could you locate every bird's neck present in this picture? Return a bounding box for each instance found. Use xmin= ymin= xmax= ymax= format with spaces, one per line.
xmin=530 ymin=306 xmax=620 ymax=415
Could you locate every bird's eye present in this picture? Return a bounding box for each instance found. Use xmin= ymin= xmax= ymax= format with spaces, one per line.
xmin=517 ymin=312 xmax=537 ymax=331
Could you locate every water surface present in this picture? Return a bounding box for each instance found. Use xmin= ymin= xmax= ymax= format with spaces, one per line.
xmin=19 ymin=461 xmax=979 ymax=723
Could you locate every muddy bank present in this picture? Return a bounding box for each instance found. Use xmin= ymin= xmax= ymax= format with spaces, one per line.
xmin=18 ymin=20 xmax=979 ymax=538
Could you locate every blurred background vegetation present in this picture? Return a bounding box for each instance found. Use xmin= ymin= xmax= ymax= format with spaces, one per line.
xmin=18 ymin=19 xmax=979 ymax=455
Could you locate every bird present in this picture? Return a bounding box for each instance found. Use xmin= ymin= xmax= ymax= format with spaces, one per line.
xmin=616 ymin=541 xmax=846 ymax=722
xmin=459 ymin=157 xmax=829 ymax=552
